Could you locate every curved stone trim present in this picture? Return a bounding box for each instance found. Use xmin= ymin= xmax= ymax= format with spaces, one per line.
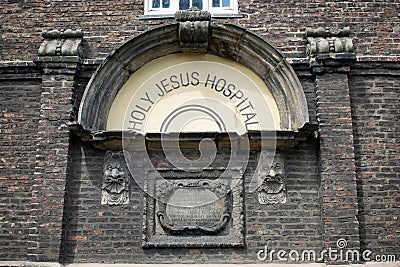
xmin=78 ymin=22 xmax=309 ymax=132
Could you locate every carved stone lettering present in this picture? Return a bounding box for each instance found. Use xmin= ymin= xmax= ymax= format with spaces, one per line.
xmin=101 ymin=151 xmax=129 ymax=205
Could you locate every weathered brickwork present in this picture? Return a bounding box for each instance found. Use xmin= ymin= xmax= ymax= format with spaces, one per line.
xmin=245 ymin=139 xmax=323 ymax=261
xmin=27 ymin=57 xmax=79 ymax=262
xmin=1 ymin=1 xmax=399 ymax=61
xmin=0 ymin=0 xmax=399 ymax=265
xmin=349 ymin=67 xmax=400 ymax=257
xmin=0 ymin=65 xmax=41 ymax=260
xmin=60 ymin=137 xmax=321 ymax=263
xmin=314 ymin=67 xmax=360 ymax=253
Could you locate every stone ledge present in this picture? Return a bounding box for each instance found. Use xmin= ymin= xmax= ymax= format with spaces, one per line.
xmin=0 ymin=262 xmax=399 ymax=267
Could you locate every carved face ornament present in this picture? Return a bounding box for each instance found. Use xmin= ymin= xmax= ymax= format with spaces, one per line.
xmin=101 ymin=151 xmax=129 ymax=206
xmin=103 ymin=162 xmax=126 ymax=194
xmin=260 ymin=162 xmax=285 ymax=194
xmin=257 ymin=153 xmax=287 ymax=204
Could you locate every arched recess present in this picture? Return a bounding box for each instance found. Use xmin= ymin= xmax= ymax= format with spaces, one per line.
xmin=78 ymin=22 xmax=309 ymax=133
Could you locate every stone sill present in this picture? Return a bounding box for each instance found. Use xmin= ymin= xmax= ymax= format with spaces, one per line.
xmin=1 ymin=262 xmax=399 ymax=267
xmin=69 ymin=122 xmax=318 ymax=151
xmin=139 ymin=13 xmax=243 ymax=20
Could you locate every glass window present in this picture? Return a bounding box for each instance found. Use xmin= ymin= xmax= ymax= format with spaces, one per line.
xmin=212 ymin=0 xmax=230 ymax=8
xmin=163 ymin=0 xmax=170 ymax=8
xmin=192 ymin=0 xmax=203 ymax=10
xmin=179 ymin=0 xmax=203 ymax=10
xmin=152 ymin=0 xmax=170 ymax=8
xmin=152 ymin=0 xmax=160 ymax=8
xmin=179 ymin=0 xmax=189 ymax=9
xmin=144 ymin=0 xmax=238 ymax=16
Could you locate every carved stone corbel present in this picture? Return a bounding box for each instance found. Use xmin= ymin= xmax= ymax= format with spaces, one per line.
xmin=306 ymin=27 xmax=353 ymax=56
xmin=38 ymin=29 xmax=83 ymax=56
xmin=175 ymin=7 xmax=211 ymax=53
xmin=101 ymin=151 xmax=129 ymax=205
xmin=257 ymin=152 xmax=286 ymax=205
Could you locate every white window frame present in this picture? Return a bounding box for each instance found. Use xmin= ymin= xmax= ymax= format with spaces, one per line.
xmin=143 ymin=0 xmax=239 ymax=17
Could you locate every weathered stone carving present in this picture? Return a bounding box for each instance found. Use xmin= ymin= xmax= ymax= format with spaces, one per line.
xmin=175 ymin=7 xmax=211 ymax=53
xmin=101 ymin=151 xmax=129 ymax=205
xmin=306 ymin=27 xmax=353 ymax=56
xmin=257 ymin=152 xmax=286 ymax=205
xmin=38 ymin=29 xmax=83 ymax=56
xmin=156 ymin=180 xmax=230 ymax=235
xmin=143 ymin=169 xmax=244 ymax=247
xmin=306 ymin=26 xmax=351 ymax=38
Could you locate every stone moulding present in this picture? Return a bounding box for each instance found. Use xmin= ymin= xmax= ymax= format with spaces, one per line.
xmin=306 ymin=27 xmax=354 ymax=56
xmin=77 ymin=21 xmax=309 ymax=133
xmin=306 ymin=26 xmax=351 ymax=38
xmin=68 ymin=124 xmax=318 ymax=151
xmin=175 ymin=7 xmax=211 ymax=21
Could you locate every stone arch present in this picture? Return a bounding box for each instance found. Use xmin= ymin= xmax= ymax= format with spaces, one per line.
xmin=78 ymin=22 xmax=308 ymax=132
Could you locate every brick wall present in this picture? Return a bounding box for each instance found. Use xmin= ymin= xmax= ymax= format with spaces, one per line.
xmin=61 ymin=136 xmax=321 ymax=263
xmin=314 ymin=68 xmax=361 ymax=254
xmin=0 ymin=65 xmax=41 ymax=260
xmin=1 ymin=1 xmax=399 ymax=61
xmin=27 ymin=56 xmax=80 ymax=262
xmin=0 ymin=0 xmax=399 ymax=263
xmin=2 ymin=60 xmax=398 ymax=263
xmin=349 ymin=66 xmax=400 ymax=257
xmin=60 ymin=138 xmax=144 ymax=263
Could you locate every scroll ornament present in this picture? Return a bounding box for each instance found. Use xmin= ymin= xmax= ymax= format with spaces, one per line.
xmin=306 ymin=27 xmax=354 ymax=56
xmin=175 ymin=7 xmax=211 ymax=53
xmin=38 ymin=29 xmax=83 ymax=56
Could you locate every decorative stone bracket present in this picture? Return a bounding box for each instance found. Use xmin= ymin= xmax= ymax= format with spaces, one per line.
xmin=38 ymin=29 xmax=83 ymax=56
xmin=175 ymin=7 xmax=211 ymax=53
xmin=306 ymin=27 xmax=353 ymax=56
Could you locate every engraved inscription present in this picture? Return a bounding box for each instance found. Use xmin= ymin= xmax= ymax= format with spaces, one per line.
xmin=143 ymin=169 xmax=244 ymax=247
xmin=156 ymin=180 xmax=230 ymax=235
xmin=166 ymin=188 xmax=224 ymax=224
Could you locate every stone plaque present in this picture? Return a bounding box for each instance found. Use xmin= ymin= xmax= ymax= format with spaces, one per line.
xmin=157 ymin=180 xmax=230 ymax=234
xmin=142 ymin=168 xmax=244 ymax=247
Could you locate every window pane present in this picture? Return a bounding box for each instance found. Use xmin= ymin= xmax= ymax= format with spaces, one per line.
xmin=179 ymin=0 xmax=189 ymax=10
xmin=192 ymin=0 xmax=202 ymax=9
xmin=162 ymin=0 xmax=170 ymax=8
xmin=212 ymin=0 xmax=219 ymax=7
xmin=222 ymin=0 xmax=230 ymax=7
xmin=152 ymin=0 xmax=160 ymax=8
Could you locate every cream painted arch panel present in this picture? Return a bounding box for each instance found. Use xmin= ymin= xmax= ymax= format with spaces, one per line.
xmin=107 ymin=54 xmax=280 ymax=134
